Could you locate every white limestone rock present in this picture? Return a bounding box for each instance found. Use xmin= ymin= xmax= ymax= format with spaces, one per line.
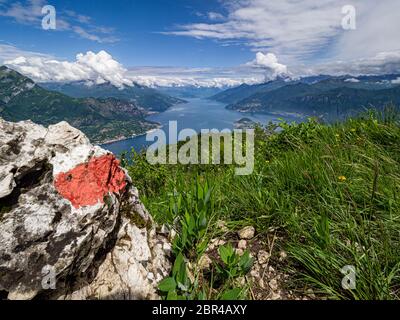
xmin=0 ymin=118 xmax=171 ymax=300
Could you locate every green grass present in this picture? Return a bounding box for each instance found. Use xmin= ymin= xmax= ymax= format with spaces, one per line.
xmin=126 ymin=109 xmax=400 ymax=300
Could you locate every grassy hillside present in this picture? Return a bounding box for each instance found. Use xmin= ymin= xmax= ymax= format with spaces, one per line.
xmin=125 ymin=109 xmax=400 ymax=300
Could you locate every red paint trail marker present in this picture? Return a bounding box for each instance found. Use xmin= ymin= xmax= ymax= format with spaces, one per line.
xmin=54 ymin=154 xmax=127 ymax=208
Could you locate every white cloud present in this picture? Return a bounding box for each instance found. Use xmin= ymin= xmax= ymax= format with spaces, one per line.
xmin=0 ymin=43 xmax=53 ymax=61
xmin=247 ymin=52 xmax=288 ymax=79
xmin=345 ymin=78 xmax=360 ymax=83
xmin=305 ymin=51 xmax=400 ymax=77
xmin=392 ymin=78 xmax=400 ymax=85
xmin=5 ymin=50 xmax=133 ymax=88
xmin=207 ymin=12 xmax=224 ymax=21
xmin=164 ymin=0 xmax=400 ymax=67
xmin=1 ymin=45 xmax=265 ymax=88
xmin=127 ymin=66 xmax=263 ymax=88
xmin=0 ymin=0 xmax=44 ymax=24
xmin=3 ymin=46 xmax=400 ymax=89
xmin=0 ymin=0 xmax=118 ymax=43
xmin=333 ymin=1 xmax=400 ymax=60
xmin=164 ymin=0 xmax=348 ymax=64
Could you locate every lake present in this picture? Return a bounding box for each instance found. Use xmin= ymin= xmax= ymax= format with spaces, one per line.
xmin=102 ymin=97 xmax=299 ymax=155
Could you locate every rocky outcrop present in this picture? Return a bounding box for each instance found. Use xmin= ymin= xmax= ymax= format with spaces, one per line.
xmin=0 ymin=118 xmax=171 ymax=300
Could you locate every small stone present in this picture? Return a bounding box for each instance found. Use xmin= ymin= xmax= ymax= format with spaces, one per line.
xmin=238 ymin=226 xmax=255 ymax=240
xmin=279 ymin=250 xmax=288 ymax=261
xmin=257 ymin=250 xmax=270 ymax=264
xmin=250 ymin=269 xmax=259 ymax=277
xmin=236 ymin=276 xmax=246 ymax=286
xmin=268 ymin=266 xmax=275 ymax=273
xmin=206 ymin=238 xmax=226 ymax=252
xmin=237 ymin=240 xmax=247 ymax=249
xmin=268 ymin=278 xmax=278 ymax=291
xmin=251 ymin=262 xmax=260 ymax=273
xmin=270 ymin=291 xmax=282 ymax=300
xmin=306 ymin=288 xmax=316 ymax=299
xmin=198 ymin=254 xmax=212 ymax=270
xmin=235 ymin=248 xmax=244 ymax=256
xmin=216 ymin=220 xmax=228 ymax=232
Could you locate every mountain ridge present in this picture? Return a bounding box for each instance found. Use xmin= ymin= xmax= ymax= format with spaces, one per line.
xmin=41 ymin=80 xmax=186 ymax=112
xmin=0 ymin=66 xmax=161 ymax=143
xmin=212 ymin=74 xmax=400 ymax=120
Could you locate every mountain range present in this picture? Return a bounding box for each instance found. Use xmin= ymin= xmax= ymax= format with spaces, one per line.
xmin=0 ymin=66 xmax=183 ymax=143
xmin=211 ymin=74 xmax=400 ymax=120
xmin=42 ymin=81 xmax=185 ymax=112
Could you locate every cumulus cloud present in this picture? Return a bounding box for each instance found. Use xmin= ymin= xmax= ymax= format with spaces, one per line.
xmin=5 ymin=50 xmax=133 ymax=88
xmin=247 ymin=52 xmax=288 ymax=79
xmin=3 ymin=49 xmax=262 ymax=88
xmin=1 ymin=45 xmax=265 ymax=88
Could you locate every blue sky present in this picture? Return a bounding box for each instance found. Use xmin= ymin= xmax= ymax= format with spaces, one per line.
xmin=1 ymin=0 xmax=400 ymax=87
xmin=0 ymin=0 xmax=253 ymax=67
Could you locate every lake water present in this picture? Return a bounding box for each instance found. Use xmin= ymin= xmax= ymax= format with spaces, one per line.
xmin=102 ymin=98 xmax=299 ymax=155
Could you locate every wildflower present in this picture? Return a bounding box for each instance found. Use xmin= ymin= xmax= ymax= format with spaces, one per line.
xmin=338 ymin=176 xmax=347 ymax=182
xmin=265 ymin=160 xmax=270 ymax=164
xmin=351 ymin=128 xmax=356 ymax=133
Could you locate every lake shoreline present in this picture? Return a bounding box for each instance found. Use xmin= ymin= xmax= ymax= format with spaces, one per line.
xmin=99 ymin=125 xmax=161 ymax=147
xmin=102 ymin=97 xmax=301 ymax=155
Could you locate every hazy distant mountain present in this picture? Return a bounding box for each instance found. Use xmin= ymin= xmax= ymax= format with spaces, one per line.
xmin=211 ymin=77 xmax=294 ymax=104
xmin=42 ymin=81 xmax=186 ymax=112
xmin=0 ymin=66 xmax=159 ymax=143
xmin=156 ymin=86 xmax=224 ymax=99
xmin=212 ymin=74 xmax=400 ymax=120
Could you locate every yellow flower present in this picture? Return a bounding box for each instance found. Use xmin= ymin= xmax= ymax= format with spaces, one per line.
xmin=335 ymin=134 xmax=340 ymax=138
xmin=351 ymin=128 xmax=356 ymax=133
xmin=338 ymin=176 xmax=347 ymax=182
xmin=265 ymin=160 xmax=270 ymax=164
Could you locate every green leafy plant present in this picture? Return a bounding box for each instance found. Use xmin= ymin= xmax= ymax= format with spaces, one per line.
xmin=158 ymin=253 xmax=192 ymax=300
xmin=172 ymin=179 xmax=214 ymax=257
xmin=216 ymin=243 xmax=254 ymax=280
